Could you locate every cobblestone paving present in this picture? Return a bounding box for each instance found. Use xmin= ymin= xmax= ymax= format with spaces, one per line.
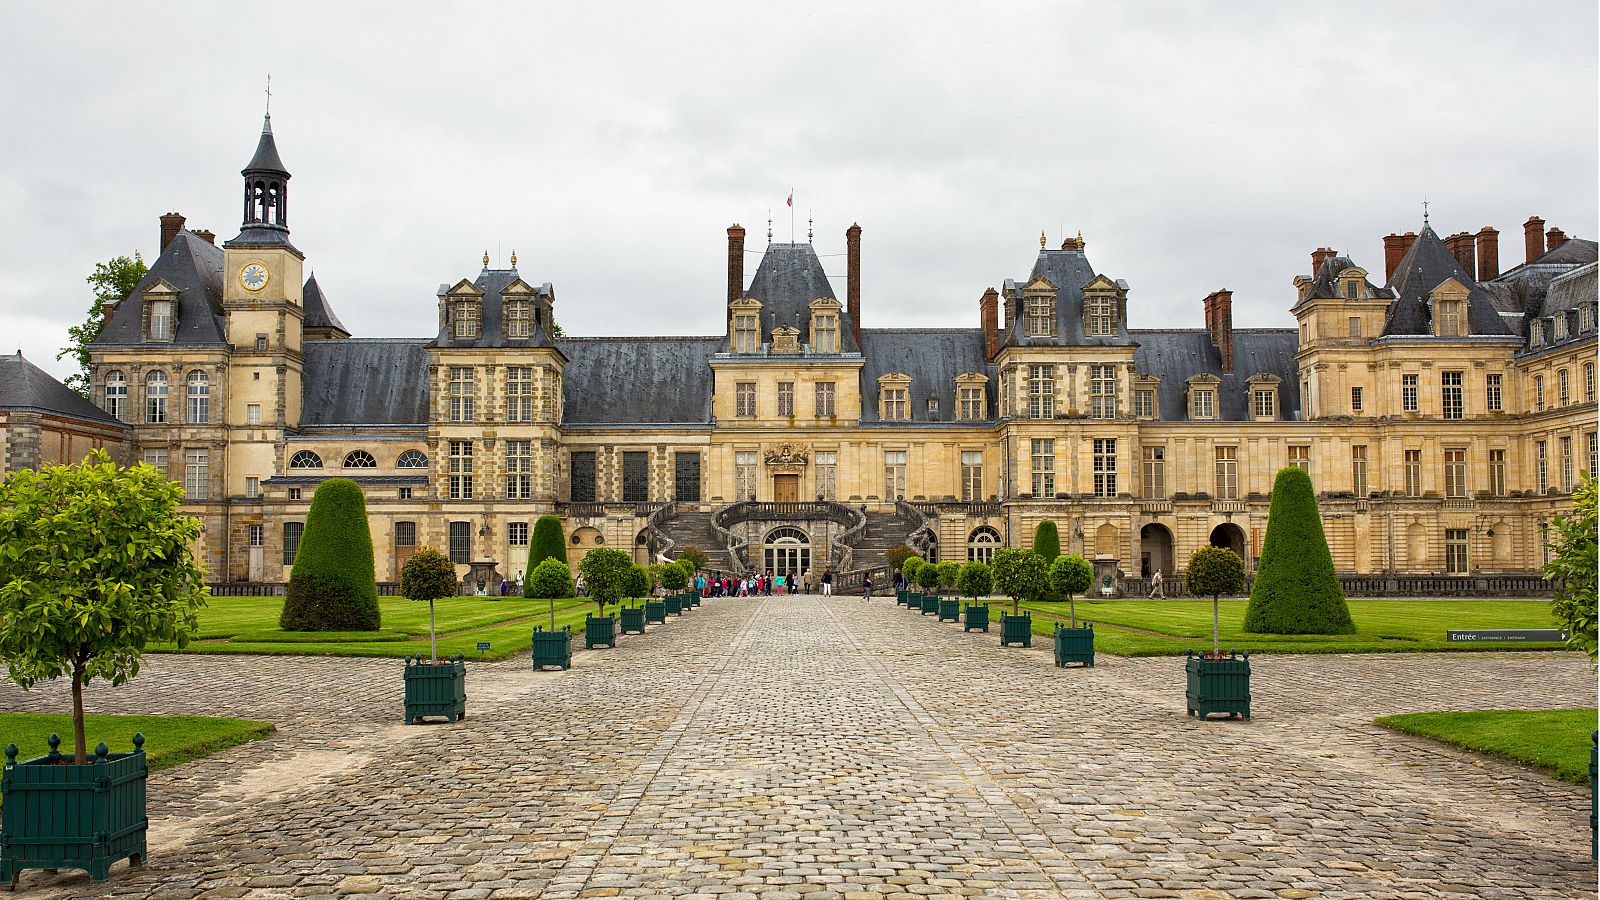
xmin=1 ymin=597 xmax=1594 ymax=899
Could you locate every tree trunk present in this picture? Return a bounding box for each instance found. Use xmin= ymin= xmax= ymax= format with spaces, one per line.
xmin=71 ymin=659 xmax=87 ymax=765
xmin=429 ymin=599 xmax=438 ymax=663
xmin=548 ymin=596 xmax=555 ymax=631
xmin=1212 ymin=594 xmax=1221 ymax=658
xmin=1069 ymin=594 xmax=1076 ymax=628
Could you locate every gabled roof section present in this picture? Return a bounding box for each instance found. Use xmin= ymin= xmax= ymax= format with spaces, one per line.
xmin=559 ymin=337 xmax=721 ymax=425
xmin=302 ymin=274 xmax=349 ymax=337
xmin=1131 ymin=329 xmax=1301 ymax=421
xmin=743 ymin=243 xmax=859 ymax=353
xmin=301 ymin=339 xmax=430 ymax=425
xmin=429 ymin=267 xmax=560 ymax=352
xmin=1002 ymin=246 xmax=1136 ymax=348
xmin=859 ymin=328 xmax=993 ymax=424
xmin=92 ymin=231 xmax=227 ymax=346
xmin=0 ymin=352 xmax=127 ymax=427
xmin=1381 ymin=226 xmax=1511 ymax=337
xmin=1538 ymin=262 xmax=1597 ymax=319
xmin=1306 ymin=255 xmax=1392 ymax=301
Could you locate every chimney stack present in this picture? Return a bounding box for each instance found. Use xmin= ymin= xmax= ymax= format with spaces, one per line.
xmin=1382 ymin=234 xmax=1408 ymax=282
xmin=1475 ymin=226 xmax=1499 ymax=281
xmin=1524 ymin=215 xmax=1545 ymax=264
xmin=1310 ymin=246 xmax=1337 ymax=274
xmin=1547 ymin=227 xmax=1568 ymax=253
xmin=979 ymin=288 xmax=1000 ymax=362
xmin=846 ymin=223 xmax=862 ymax=349
xmin=726 ymin=224 xmax=746 ymax=305
xmin=1445 ymin=232 xmax=1475 ymax=276
xmin=159 ymin=212 xmax=185 ymax=253
xmin=193 ymin=229 xmax=216 ymax=245
xmin=1202 ymin=289 xmax=1234 ymax=374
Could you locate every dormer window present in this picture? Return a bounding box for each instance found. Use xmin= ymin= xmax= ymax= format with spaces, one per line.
xmin=1187 ymin=374 xmax=1221 ymax=420
xmin=1344 ymin=281 xmax=1359 ymax=299
xmin=1084 ymin=294 xmax=1116 ymax=336
xmin=149 ymin=300 xmax=173 ymax=341
xmin=878 ymin=373 xmax=911 ymax=421
xmin=1580 ymin=304 xmax=1595 ymax=333
xmin=809 ymin=299 xmax=841 ymax=353
xmin=730 ymin=298 xmax=763 ymax=353
xmin=1554 ymin=314 xmax=1567 ymax=341
xmin=926 ymin=398 xmax=939 ymax=418
xmin=1246 ymin=374 xmax=1281 ymax=421
xmin=1132 ymin=374 xmax=1161 ymax=420
xmin=1430 ymin=278 xmax=1469 ymax=338
xmin=1530 ymin=320 xmax=1545 ymax=345
xmin=954 ymin=372 xmax=989 ymax=421
xmin=1025 ymin=292 xmax=1054 ymax=337
xmin=451 ymin=299 xmax=480 ymax=339
xmin=505 ymin=298 xmax=532 ymax=338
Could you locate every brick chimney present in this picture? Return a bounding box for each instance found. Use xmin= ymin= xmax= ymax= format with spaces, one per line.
xmin=193 ymin=229 xmax=216 ymax=245
xmin=726 ymin=224 xmax=745 ymax=305
xmin=1202 ymin=289 xmax=1234 ymax=374
xmin=159 ymin=212 xmax=185 ymax=253
xmin=1382 ymin=234 xmax=1409 ymax=282
xmin=846 ymin=223 xmax=862 ymax=349
xmin=1547 ymin=227 xmax=1568 ymax=253
xmin=1445 ymin=232 xmax=1475 ymax=276
xmin=979 ymin=287 xmax=1000 ymax=362
xmin=1475 ymin=226 xmax=1499 ymax=281
xmin=1524 ymin=215 xmax=1545 ymax=264
xmin=1310 ymin=247 xmax=1337 ymax=275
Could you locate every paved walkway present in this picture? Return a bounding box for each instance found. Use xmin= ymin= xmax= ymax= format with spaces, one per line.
xmin=1 ymin=596 xmax=1594 ymax=899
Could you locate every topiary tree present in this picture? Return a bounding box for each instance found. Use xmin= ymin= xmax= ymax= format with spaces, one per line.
xmin=915 ymin=560 xmax=941 ymax=593
xmin=1545 ymin=471 xmax=1597 ymax=659
xmin=677 ymin=545 xmax=709 ymax=574
xmin=659 ymin=559 xmax=690 ymax=593
xmin=1049 ymin=554 xmax=1094 ymax=627
xmin=400 ymin=546 xmax=457 ymax=662
xmin=991 ymin=547 xmax=1047 ymax=615
xmin=528 ymin=557 xmax=574 ymax=629
xmin=935 ymin=560 xmax=961 ymax=595
xmin=524 ymin=515 xmax=567 ymax=597
xmin=281 ymin=478 xmax=380 ymax=631
xmin=1243 ymin=467 xmax=1355 ymax=635
xmin=675 ymin=557 xmax=698 ymax=585
xmin=577 ymin=547 xmax=631 ymax=615
xmin=957 ymin=561 xmax=992 ymax=600
xmin=0 ymin=450 xmax=207 ymax=763
xmin=885 ymin=544 xmax=913 ymax=573
xmin=624 ymin=563 xmax=651 ymax=602
xmin=1033 ymin=519 xmax=1061 ymax=563
xmin=1187 ymin=546 xmax=1246 ymax=658
xmin=901 ymin=556 xmax=925 ymax=589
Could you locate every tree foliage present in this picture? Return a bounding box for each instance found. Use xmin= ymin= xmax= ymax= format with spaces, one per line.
xmin=1032 ymin=519 xmax=1061 ymax=563
xmin=935 ymin=560 xmax=961 ymax=593
xmin=577 ymin=547 xmax=632 ymax=613
xmin=1545 ymin=471 xmax=1598 ymax=658
xmin=1243 ymin=467 xmax=1355 ymax=635
xmin=528 ymin=557 xmax=574 ymax=600
xmin=280 ymin=478 xmax=380 ymax=631
xmin=57 ymin=253 xmax=147 ymax=398
xmin=991 ymin=547 xmax=1047 ymax=614
xmin=524 ymin=516 xmax=567 ymax=596
xmin=957 ymin=561 xmax=992 ymax=599
xmin=1049 ymin=554 xmax=1094 ymax=626
xmin=901 ymin=556 xmax=925 ymax=585
xmin=400 ymin=546 xmax=458 ymax=662
xmin=1186 ymin=545 xmax=1246 ymax=658
xmin=0 ymin=450 xmax=206 ymax=763
xmin=677 ymin=545 xmax=709 ymax=573
xmin=915 ymin=560 xmax=941 ymax=590
xmin=885 ymin=544 xmax=913 ymax=572
xmin=624 ymin=563 xmax=651 ymax=600
xmin=659 ymin=559 xmax=690 ymax=592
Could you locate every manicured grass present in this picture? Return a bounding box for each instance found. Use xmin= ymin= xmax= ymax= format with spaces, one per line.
xmin=1376 ymin=709 xmax=1598 ymax=784
xmin=0 ymin=713 xmax=275 ymax=772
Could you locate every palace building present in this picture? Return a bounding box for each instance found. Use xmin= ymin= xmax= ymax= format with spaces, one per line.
xmin=65 ymin=114 xmax=1598 ymax=592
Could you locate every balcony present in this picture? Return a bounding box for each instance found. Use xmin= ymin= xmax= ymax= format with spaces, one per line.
xmin=1442 ymin=498 xmax=1475 ymax=511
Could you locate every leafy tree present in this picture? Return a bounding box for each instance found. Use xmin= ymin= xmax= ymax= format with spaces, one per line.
xmin=577 ymin=547 xmax=632 ymax=615
xmin=1243 ymin=467 xmax=1355 ymax=635
xmin=915 ymin=560 xmax=941 ymax=591
xmin=935 ymin=560 xmax=961 ymax=595
xmin=1186 ymin=546 xmax=1246 ymax=658
xmin=675 ymin=557 xmax=698 ymax=583
xmin=1545 ymin=471 xmax=1598 ymax=658
xmin=524 ymin=515 xmax=567 ymax=597
xmin=659 ymin=560 xmax=690 ymax=592
xmin=990 ymin=547 xmax=1047 ymax=615
xmin=624 ymin=563 xmax=651 ymax=601
xmin=1032 ymin=519 xmax=1061 ymax=562
xmin=280 ymin=479 xmax=380 ymax=631
xmin=57 ymin=253 xmax=147 ymax=398
xmin=400 ymin=546 xmax=457 ymax=662
xmin=528 ymin=558 xmax=574 ymax=629
xmin=957 ymin=561 xmax=992 ymax=600
xmin=677 ymin=546 xmax=709 ymax=573
xmin=901 ymin=556 xmax=925 ymax=587
xmin=1049 ymin=554 xmax=1094 ymax=627
xmin=885 ymin=544 xmax=913 ymax=573
xmin=0 ymin=450 xmax=206 ymax=763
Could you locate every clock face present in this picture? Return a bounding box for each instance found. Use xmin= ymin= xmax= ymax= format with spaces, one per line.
xmin=240 ymin=262 xmax=269 ymax=292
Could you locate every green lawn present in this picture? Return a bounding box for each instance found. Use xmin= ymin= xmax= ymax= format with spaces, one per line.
xmin=0 ymin=713 xmax=275 ymax=772
xmin=160 ymin=595 xmax=617 ymax=660
xmin=1376 ymin=709 xmax=1598 ymax=784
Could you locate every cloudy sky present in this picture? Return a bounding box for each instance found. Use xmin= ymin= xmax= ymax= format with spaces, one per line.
xmin=3 ymin=3 xmax=1595 ymax=382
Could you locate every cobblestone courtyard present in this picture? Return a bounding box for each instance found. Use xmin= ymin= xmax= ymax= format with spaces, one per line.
xmin=2 ymin=596 xmax=1594 ymax=899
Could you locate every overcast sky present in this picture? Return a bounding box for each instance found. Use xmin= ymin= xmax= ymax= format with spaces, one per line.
xmin=3 ymin=3 xmax=1596 ymax=382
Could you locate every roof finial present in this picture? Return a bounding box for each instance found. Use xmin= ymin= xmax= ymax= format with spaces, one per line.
xmin=807 ymin=212 xmax=813 ymax=243
xmin=767 ymin=211 xmax=773 ymax=244
xmin=1423 ymin=198 xmax=1430 ymax=228
xmin=482 ymin=249 xmax=490 ymax=269
xmin=262 ymin=74 xmax=272 ymax=134
xmin=1040 ymin=229 xmax=1047 ymax=248
xmin=510 ymin=249 xmax=517 ymax=268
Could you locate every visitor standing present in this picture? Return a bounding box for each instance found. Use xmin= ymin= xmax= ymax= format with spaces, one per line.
xmin=821 ymin=568 xmax=833 ymax=596
xmin=1149 ymin=569 xmax=1165 ymax=599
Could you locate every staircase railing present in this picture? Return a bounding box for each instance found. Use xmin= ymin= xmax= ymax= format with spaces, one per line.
xmin=643 ymin=500 xmax=678 ymax=563
xmin=895 ymin=499 xmax=938 ymax=560
xmin=709 ymin=499 xmax=866 ymax=575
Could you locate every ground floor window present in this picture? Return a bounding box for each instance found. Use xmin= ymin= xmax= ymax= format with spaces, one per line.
xmin=449 ymin=521 xmax=472 ymax=564
xmin=1445 ymin=528 xmax=1469 ymax=574
xmin=968 ymin=526 xmax=1000 ymax=563
xmin=282 ymin=522 xmax=304 ymax=565
xmin=763 ymin=527 xmax=811 ymax=581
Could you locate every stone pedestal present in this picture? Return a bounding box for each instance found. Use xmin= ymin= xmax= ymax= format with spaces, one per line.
xmin=462 ymin=560 xmax=502 ymax=596
xmin=1093 ymin=558 xmax=1120 ymax=597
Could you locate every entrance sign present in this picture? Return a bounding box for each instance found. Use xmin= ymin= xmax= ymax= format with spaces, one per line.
xmin=1445 ymin=629 xmax=1568 ymax=642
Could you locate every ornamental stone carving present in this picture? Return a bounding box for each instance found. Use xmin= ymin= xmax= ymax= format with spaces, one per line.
xmin=764 ymin=442 xmax=809 ymax=472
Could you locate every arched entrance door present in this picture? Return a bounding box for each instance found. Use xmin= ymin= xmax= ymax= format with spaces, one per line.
xmin=763 ymin=527 xmax=811 ymax=582
xmin=1209 ymin=523 xmax=1247 ymax=563
xmin=1140 ymin=523 xmax=1174 ymax=578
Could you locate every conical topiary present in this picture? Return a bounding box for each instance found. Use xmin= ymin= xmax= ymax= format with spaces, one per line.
xmin=280 ymin=478 xmax=380 ymax=631
xmin=1243 ymin=466 xmax=1355 ymax=635
xmin=1032 ymin=519 xmax=1061 ymax=563
xmin=524 ymin=515 xmax=567 ymax=597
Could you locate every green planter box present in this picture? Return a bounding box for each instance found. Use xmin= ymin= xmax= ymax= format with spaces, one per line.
xmin=963 ymin=603 xmax=989 ymax=632
xmin=1590 ymin=730 xmax=1597 ymax=861
xmin=585 ymin=614 xmax=617 ymax=649
xmin=896 ymin=590 xmax=909 ymax=606
xmin=1 ymin=734 xmax=147 ymax=885
xmin=683 ymin=593 xmax=700 ymax=609
xmin=937 ymin=598 xmax=960 ymax=622
xmin=404 ymin=654 xmax=467 ymax=723
xmin=532 ymin=626 xmax=573 ymax=670
xmin=1054 ymin=624 xmax=1095 ymax=668
xmin=920 ymin=595 xmax=940 ymax=615
xmin=1000 ymin=613 xmax=1032 ymax=647
xmin=645 ymin=601 xmax=667 ymax=624
xmin=664 ymin=596 xmax=683 ymax=616
xmin=619 ymin=605 xmax=646 ymax=634
xmin=1185 ymin=650 xmax=1251 ymax=721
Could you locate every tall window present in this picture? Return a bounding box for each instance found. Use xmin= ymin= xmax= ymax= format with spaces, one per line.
xmin=1404 ymin=449 xmax=1422 ymax=497
xmin=815 ymin=451 xmax=837 ymax=500
xmin=449 ymin=367 xmax=475 ymax=422
xmin=505 ymin=300 xmax=532 ymax=338
xmin=452 ymin=301 xmax=480 ymax=339
xmin=735 ymin=451 xmax=757 ymax=500
xmin=448 ymin=521 xmax=471 ymax=564
xmin=1401 ymin=374 xmax=1418 ymax=413
xmin=1586 ymin=363 xmax=1596 ymax=404
xmin=1444 ymin=448 xmax=1467 ymax=498
xmin=143 ymin=448 xmax=168 ymax=475
xmin=247 ymin=523 xmax=264 ymax=546
xmin=1588 ymin=432 xmax=1598 ymax=480
xmin=104 ymin=371 xmax=127 ymax=421
xmin=570 ymin=451 xmax=596 ymax=503
xmin=1288 ymin=445 xmax=1309 ymax=470
xmin=1488 ymin=449 xmax=1505 ymax=496
xmin=1534 ymin=374 xmax=1544 ymax=411
xmin=1085 ymin=295 xmax=1115 ymax=336
xmin=1141 ymin=447 xmax=1165 ymax=499
xmin=1348 ymin=316 xmax=1361 ymax=337
xmin=146 ymin=371 xmax=168 ymax=424
xmin=505 ymin=440 xmax=532 ymax=500
xmin=1133 ymin=389 xmax=1154 ymax=419
xmin=1028 ymin=365 xmax=1055 ymax=419
xmin=881 ymin=387 xmax=908 ymax=421
xmin=622 ymin=451 xmax=649 ymax=503
xmin=1560 ymin=435 xmax=1574 ymax=492
xmin=815 ymin=382 xmax=835 ymax=417
xmin=1026 ymin=294 xmax=1054 ymax=336
xmin=282 ymin=522 xmax=303 ymax=565
xmin=1583 ymin=305 xmax=1596 ymax=332
xmin=1089 ymin=365 xmax=1116 ymax=418
xmin=1445 ymin=529 xmax=1469 ymax=574
xmin=1531 ymin=320 xmax=1545 ymax=345
xmin=148 ymin=300 xmax=173 ymax=341
xmin=1557 ymin=368 xmax=1570 ymax=406
xmin=1030 ymin=439 xmax=1055 ymax=497
xmin=1254 ymin=390 xmax=1276 ymax=419
xmin=1350 ymin=386 xmax=1363 ymax=413
xmin=958 ymin=386 xmax=984 ymax=421
xmin=884 ymin=451 xmax=907 ymax=499
xmin=184 ymin=449 xmax=208 ymax=501
xmin=185 ymin=371 xmax=209 ymax=424
xmin=776 ymin=382 xmax=794 ymax=417
xmin=733 ymin=314 xmax=759 ymax=353
xmin=1536 ymin=441 xmax=1548 ymax=494
xmin=449 ymin=440 xmax=474 ymax=500
xmin=736 ymin=382 xmax=756 ymax=417
xmin=1351 ymin=445 xmax=1368 ymax=496
xmin=1214 ymin=446 xmax=1238 ymax=500
xmin=245 ymin=476 xmax=260 ymax=499
xmin=1486 ymin=373 xmax=1502 ymax=412
xmin=247 ymin=403 xmax=262 ymax=425
xmin=506 ymin=367 xmax=534 ymax=422
xmin=674 ymin=452 xmax=701 ymax=502
xmin=1437 ymin=300 xmax=1462 ymax=337
xmin=1093 ymin=438 xmax=1117 ymax=497
xmin=968 ymin=526 xmax=1000 ymax=564
xmin=1191 ymin=389 xmax=1215 ymax=420
xmin=811 ymin=313 xmax=838 ymax=353
xmin=507 ymin=522 xmax=528 ymax=546
xmin=1555 ymin=315 xmax=1568 ymax=341
xmin=960 ymin=451 xmax=983 ymax=502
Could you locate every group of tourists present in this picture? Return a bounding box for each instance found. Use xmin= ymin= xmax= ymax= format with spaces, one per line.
xmin=692 ymin=568 xmax=835 ymax=597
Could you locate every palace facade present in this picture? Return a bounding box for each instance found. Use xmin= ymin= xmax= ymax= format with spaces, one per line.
xmin=73 ymin=115 xmax=1597 ymax=590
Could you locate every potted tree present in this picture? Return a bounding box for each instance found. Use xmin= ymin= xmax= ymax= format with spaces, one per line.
xmin=915 ymin=561 xmax=942 ymax=615
xmin=899 ymin=555 xmax=924 ymax=606
xmin=991 ymin=547 xmax=1046 ymax=648
xmin=0 ymin=450 xmax=207 ymax=885
xmin=957 ymin=561 xmax=992 ymax=632
xmin=675 ymin=559 xmax=701 ymax=607
xmin=886 ymin=544 xmax=914 ymax=600
xmin=528 ymin=557 xmax=574 ymax=631
xmin=555 ymin=548 xmax=627 ymax=670
xmin=1184 ymin=546 xmax=1250 ymax=721
xmin=1049 ymin=554 xmax=1095 ymax=667
xmin=400 ymin=546 xmax=466 ymax=723
xmin=659 ymin=558 xmax=691 ymax=611
xmin=933 ymin=561 xmax=961 ymax=622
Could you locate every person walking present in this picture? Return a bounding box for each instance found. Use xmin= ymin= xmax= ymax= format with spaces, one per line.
xmin=1149 ymin=568 xmax=1165 ymax=599
xmin=821 ymin=568 xmax=833 ymax=597
xmin=861 ymin=572 xmax=872 ymax=599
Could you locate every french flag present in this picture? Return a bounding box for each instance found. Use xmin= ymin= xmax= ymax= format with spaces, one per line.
xmin=786 ymin=191 xmax=793 ymax=207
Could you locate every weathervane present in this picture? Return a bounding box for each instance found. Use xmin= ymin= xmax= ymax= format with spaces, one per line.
xmin=1423 ymin=198 xmax=1430 ymax=228
xmin=807 ymin=212 xmax=813 ymax=243
xmin=265 ymin=73 xmax=272 ymax=115
xmin=767 ymin=211 xmax=773 ymax=244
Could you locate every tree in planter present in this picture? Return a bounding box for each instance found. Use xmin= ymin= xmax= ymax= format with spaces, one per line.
xmin=990 ymin=547 xmax=1048 ymax=615
xmin=957 ymin=560 xmax=992 ymax=600
xmin=624 ymin=563 xmax=652 ymax=602
xmin=528 ymin=558 xmax=574 ymax=630
xmin=677 ymin=545 xmax=710 ymax=574
xmin=935 ymin=560 xmax=961 ymax=595
xmin=901 ymin=556 xmax=925 ymax=590
xmin=577 ymin=547 xmax=632 ymax=615
xmin=400 ymin=547 xmax=457 ymax=663
xmin=915 ymin=559 xmax=941 ymax=594
xmin=659 ymin=558 xmax=690 ymax=595
xmin=675 ymin=557 xmax=698 ymax=584
xmin=885 ymin=544 xmax=914 ymax=574
xmin=524 ymin=515 xmax=567 ymax=597
xmin=1049 ymin=554 xmax=1094 ymax=627
xmin=280 ymin=478 xmax=381 ymax=631
xmin=1544 ymin=470 xmax=1597 ymax=658
xmin=0 ymin=450 xmax=207 ymax=763
xmin=1187 ymin=546 xmax=1246 ymax=658
xmin=1243 ymin=467 xmax=1355 ymax=635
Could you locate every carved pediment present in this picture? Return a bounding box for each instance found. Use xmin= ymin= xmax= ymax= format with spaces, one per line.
xmin=770 ymin=324 xmax=802 ymax=354
xmin=764 ymin=442 xmax=809 ymax=471
xmin=1023 ymin=275 xmax=1057 ymax=293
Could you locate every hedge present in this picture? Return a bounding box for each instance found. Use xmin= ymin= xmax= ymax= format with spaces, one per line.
xmin=281 ymin=478 xmax=380 ymax=631
xmin=1243 ymin=467 xmax=1355 ymax=635
xmin=525 ymin=516 xmax=567 ymax=597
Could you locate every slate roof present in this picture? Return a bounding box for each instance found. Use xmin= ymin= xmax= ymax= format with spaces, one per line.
xmin=1381 ymin=226 xmax=1512 ymax=337
xmin=302 ymin=274 xmax=349 ymax=335
xmin=1539 ymin=262 xmax=1598 ymax=318
xmin=0 ymin=352 xmax=126 ymax=426
xmin=559 ymin=337 xmax=722 ymax=425
xmin=244 ymin=114 xmax=289 ymax=175
xmin=1001 ymin=247 xmax=1136 ymax=348
xmin=301 ymin=339 xmax=431 ymax=425
xmin=858 ymin=329 xmax=993 ymax=424
xmin=743 ymin=243 xmax=860 ymax=353
xmin=1130 ymin=329 xmax=1301 ymax=422
xmin=1305 ymin=255 xmax=1393 ymax=301
xmin=92 ymin=231 xmax=228 ymax=347
xmin=430 ymin=268 xmax=560 ymax=351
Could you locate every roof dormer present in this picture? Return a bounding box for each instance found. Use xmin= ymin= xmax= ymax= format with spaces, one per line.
xmin=1429 ymin=277 xmax=1470 ymax=337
